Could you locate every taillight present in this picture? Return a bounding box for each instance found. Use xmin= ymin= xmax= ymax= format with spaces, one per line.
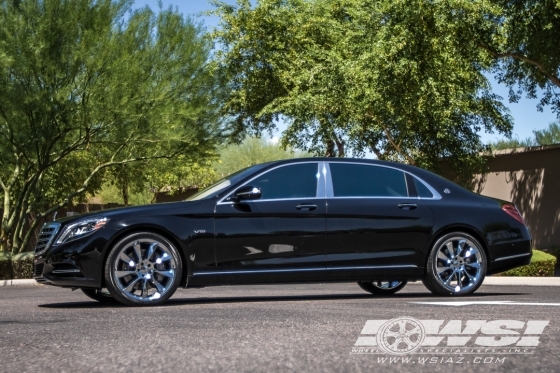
xmin=502 ymin=203 xmax=525 ymax=225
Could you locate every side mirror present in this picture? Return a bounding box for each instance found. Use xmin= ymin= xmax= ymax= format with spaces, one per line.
xmin=232 ymin=185 xmax=262 ymax=201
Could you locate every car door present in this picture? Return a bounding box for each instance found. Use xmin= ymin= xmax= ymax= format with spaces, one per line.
xmin=213 ymin=162 xmax=327 ymax=281
xmin=324 ymin=162 xmax=434 ymax=277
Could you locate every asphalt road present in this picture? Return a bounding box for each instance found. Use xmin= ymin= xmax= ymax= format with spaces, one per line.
xmin=1 ymin=282 xmax=559 ymax=373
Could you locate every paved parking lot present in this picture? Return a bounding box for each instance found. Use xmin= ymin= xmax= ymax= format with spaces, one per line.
xmin=1 ymin=282 xmax=559 ymax=373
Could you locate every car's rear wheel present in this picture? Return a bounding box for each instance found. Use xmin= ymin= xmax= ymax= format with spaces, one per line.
xmin=81 ymin=288 xmax=117 ymax=304
xmin=104 ymin=232 xmax=182 ymax=306
xmin=423 ymin=232 xmax=487 ymax=296
xmin=357 ymin=280 xmax=407 ymax=295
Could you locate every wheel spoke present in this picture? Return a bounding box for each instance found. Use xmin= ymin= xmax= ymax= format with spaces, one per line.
xmin=465 ymin=262 xmax=481 ymax=270
xmin=141 ymin=278 xmax=148 ymax=299
xmin=124 ymin=277 xmax=141 ymax=292
xmin=455 ymin=271 xmax=461 ymax=288
xmin=445 ymin=242 xmax=454 ymax=258
xmin=151 ymin=277 xmax=165 ymax=293
xmin=119 ymin=252 xmax=133 ymax=264
xmin=444 ymin=269 xmax=455 ymax=285
xmin=146 ymin=242 xmax=157 ymax=262
xmin=155 ymin=269 xmax=174 ymax=278
xmin=116 ymin=270 xmax=136 ymax=278
xmin=133 ymin=242 xmax=142 ymax=261
xmin=462 ymin=268 xmax=476 ymax=282
xmin=456 ymin=240 xmax=466 ymax=257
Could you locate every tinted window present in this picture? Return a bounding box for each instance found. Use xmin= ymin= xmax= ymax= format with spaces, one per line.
xmin=252 ymin=163 xmax=318 ymax=200
xmin=187 ymin=163 xmax=269 ymax=200
xmin=413 ymin=177 xmax=434 ymax=198
xmin=330 ymin=163 xmax=408 ymax=197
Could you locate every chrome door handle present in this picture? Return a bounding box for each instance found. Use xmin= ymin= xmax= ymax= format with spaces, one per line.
xmin=296 ymin=204 xmax=317 ymax=211
xmin=398 ymin=203 xmax=417 ymax=210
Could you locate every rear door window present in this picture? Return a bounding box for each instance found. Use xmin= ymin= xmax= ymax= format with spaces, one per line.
xmin=329 ymin=163 xmax=408 ymax=197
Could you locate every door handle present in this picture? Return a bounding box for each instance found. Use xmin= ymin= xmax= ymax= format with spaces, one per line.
xmin=398 ymin=203 xmax=417 ymax=210
xmin=296 ymin=204 xmax=317 ymax=211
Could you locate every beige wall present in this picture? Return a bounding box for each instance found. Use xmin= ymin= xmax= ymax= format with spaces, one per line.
xmin=473 ymin=145 xmax=560 ymax=249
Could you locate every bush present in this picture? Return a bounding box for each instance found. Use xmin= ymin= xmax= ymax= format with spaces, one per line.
xmin=496 ymin=249 xmax=557 ymax=277
xmin=12 ymin=252 xmax=35 ymax=279
xmin=0 ymin=252 xmax=13 ymax=280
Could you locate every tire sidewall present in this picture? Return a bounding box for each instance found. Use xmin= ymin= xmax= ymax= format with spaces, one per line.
xmin=104 ymin=232 xmax=182 ymax=306
xmin=425 ymin=232 xmax=487 ymax=296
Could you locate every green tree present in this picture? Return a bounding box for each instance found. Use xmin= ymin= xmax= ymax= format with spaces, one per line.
xmin=479 ymin=0 xmax=560 ymax=116
xmin=490 ymin=121 xmax=560 ymax=150
xmin=215 ymin=137 xmax=308 ymax=177
xmin=211 ymin=0 xmax=512 ymax=185
xmin=0 ymin=0 xmax=222 ymax=254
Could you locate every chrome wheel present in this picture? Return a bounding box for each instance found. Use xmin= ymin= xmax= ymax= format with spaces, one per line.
xmin=424 ymin=232 xmax=486 ymax=296
xmin=358 ymin=280 xmax=407 ymax=295
xmin=105 ymin=232 xmax=182 ymax=306
xmin=372 ymin=281 xmax=404 ymax=290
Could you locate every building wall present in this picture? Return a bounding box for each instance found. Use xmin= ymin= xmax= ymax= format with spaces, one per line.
xmin=473 ymin=145 xmax=560 ymax=249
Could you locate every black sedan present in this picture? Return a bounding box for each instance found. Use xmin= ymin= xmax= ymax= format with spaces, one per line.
xmin=33 ymin=158 xmax=531 ymax=306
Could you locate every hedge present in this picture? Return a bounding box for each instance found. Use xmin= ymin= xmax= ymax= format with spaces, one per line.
xmin=12 ymin=252 xmax=35 ymax=279
xmin=495 ymin=249 xmax=557 ymax=277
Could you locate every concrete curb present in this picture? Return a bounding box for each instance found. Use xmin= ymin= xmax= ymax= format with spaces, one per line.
xmin=0 ymin=279 xmax=42 ymax=287
xmin=484 ymin=277 xmax=560 ymax=286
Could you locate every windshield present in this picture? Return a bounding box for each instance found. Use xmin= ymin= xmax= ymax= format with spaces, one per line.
xmin=186 ymin=163 xmax=269 ymax=201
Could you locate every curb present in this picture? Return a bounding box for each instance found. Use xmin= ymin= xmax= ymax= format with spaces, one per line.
xmin=0 ymin=279 xmax=42 ymax=287
xmin=483 ymin=277 xmax=560 ymax=286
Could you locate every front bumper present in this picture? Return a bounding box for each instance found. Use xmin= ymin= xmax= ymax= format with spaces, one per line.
xmin=33 ymin=228 xmax=114 ymax=288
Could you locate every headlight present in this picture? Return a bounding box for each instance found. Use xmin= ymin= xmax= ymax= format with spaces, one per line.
xmin=55 ymin=217 xmax=109 ymax=245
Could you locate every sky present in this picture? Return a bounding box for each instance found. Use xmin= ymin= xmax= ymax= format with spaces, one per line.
xmin=134 ymin=0 xmax=558 ymax=145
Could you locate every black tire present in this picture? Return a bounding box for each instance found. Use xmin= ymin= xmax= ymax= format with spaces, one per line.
xmin=104 ymin=232 xmax=182 ymax=306
xmin=423 ymin=232 xmax=487 ymax=296
xmin=357 ymin=280 xmax=407 ymax=295
xmin=81 ymin=288 xmax=118 ymax=304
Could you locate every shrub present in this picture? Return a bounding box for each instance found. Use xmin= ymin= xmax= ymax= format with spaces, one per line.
xmin=12 ymin=252 xmax=35 ymax=279
xmin=496 ymin=249 xmax=557 ymax=277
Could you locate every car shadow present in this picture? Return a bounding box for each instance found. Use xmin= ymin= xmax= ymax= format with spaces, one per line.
xmin=38 ymin=291 xmax=531 ymax=309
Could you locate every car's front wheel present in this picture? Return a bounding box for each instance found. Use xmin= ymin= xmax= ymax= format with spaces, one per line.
xmin=104 ymin=232 xmax=182 ymax=306
xmin=423 ymin=232 xmax=487 ymax=296
xmin=357 ymin=280 xmax=407 ymax=295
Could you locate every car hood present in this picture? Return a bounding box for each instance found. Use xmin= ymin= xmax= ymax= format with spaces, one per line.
xmin=54 ymin=200 xmax=205 ymax=225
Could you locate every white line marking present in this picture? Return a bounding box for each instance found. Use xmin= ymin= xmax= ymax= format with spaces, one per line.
xmin=411 ymin=301 xmax=560 ymax=307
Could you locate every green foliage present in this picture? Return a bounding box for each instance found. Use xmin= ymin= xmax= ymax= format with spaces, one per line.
xmin=0 ymin=0 xmax=223 ymax=253
xmin=496 ymin=249 xmax=557 ymax=277
xmin=211 ymin=0 xmax=513 ymax=186
xmin=481 ymin=0 xmax=560 ymax=116
xmin=490 ymin=121 xmax=560 ymax=150
xmin=215 ymin=137 xmax=309 ymax=177
xmin=533 ymin=122 xmax=560 ymax=145
xmin=11 ymin=252 xmax=33 ymax=279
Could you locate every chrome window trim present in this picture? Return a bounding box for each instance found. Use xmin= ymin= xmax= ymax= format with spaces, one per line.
xmin=325 ymin=161 xmax=442 ymax=200
xmin=216 ymin=161 xmax=323 ymax=205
